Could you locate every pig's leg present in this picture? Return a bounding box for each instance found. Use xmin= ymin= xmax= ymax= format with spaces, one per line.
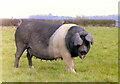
xmin=14 ymin=43 xmax=26 ymax=68
xmin=62 ymin=53 xmax=76 ymax=73
xmin=26 ymin=51 xmax=33 ymax=68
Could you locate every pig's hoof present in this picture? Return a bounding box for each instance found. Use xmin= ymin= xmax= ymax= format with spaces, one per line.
xmin=66 ymin=68 xmax=76 ymax=73
xmin=30 ymin=66 xmax=34 ymax=69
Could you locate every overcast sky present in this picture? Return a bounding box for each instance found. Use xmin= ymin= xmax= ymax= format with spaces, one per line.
xmin=0 ymin=0 xmax=119 ymax=18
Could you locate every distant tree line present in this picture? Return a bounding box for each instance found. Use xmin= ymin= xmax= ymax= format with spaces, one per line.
xmin=0 ymin=18 xmax=116 ymax=27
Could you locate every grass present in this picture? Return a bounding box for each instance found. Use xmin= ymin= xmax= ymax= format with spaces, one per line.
xmin=0 ymin=27 xmax=2 ymax=83
xmin=1 ymin=26 xmax=118 ymax=82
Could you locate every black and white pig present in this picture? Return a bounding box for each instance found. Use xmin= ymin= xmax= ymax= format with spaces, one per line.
xmin=14 ymin=20 xmax=93 ymax=73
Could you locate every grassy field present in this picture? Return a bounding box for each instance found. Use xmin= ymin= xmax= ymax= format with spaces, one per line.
xmin=1 ymin=26 xmax=118 ymax=82
xmin=0 ymin=27 xmax=2 ymax=83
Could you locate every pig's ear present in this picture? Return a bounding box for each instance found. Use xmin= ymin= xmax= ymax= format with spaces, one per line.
xmin=72 ymin=33 xmax=83 ymax=46
xmin=85 ymin=33 xmax=93 ymax=45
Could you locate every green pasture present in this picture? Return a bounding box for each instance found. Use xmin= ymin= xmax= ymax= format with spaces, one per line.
xmin=1 ymin=26 xmax=118 ymax=82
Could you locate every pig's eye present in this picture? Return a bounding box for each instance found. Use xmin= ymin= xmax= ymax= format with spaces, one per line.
xmin=85 ymin=41 xmax=90 ymax=46
xmin=76 ymin=45 xmax=80 ymax=48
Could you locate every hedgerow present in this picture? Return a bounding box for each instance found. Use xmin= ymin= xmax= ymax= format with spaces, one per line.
xmin=0 ymin=19 xmax=116 ymax=27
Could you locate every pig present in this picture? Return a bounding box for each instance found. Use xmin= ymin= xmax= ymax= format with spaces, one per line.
xmin=14 ymin=20 xmax=93 ymax=73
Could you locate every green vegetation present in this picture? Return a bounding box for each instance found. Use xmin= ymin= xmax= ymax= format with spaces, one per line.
xmin=0 ymin=27 xmax=2 ymax=83
xmin=1 ymin=26 xmax=118 ymax=82
xmin=65 ymin=19 xmax=116 ymax=26
xmin=0 ymin=19 xmax=116 ymax=26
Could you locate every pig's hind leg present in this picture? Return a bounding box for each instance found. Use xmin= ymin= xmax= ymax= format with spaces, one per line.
xmin=26 ymin=49 xmax=33 ymax=68
xmin=14 ymin=42 xmax=27 ymax=68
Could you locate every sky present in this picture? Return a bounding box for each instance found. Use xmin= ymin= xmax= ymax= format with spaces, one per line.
xmin=0 ymin=0 xmax=119 ymax=18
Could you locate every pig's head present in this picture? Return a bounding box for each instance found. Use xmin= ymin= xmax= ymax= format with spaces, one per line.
xmin=71 ymin=31 xmax=93 ymax=59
